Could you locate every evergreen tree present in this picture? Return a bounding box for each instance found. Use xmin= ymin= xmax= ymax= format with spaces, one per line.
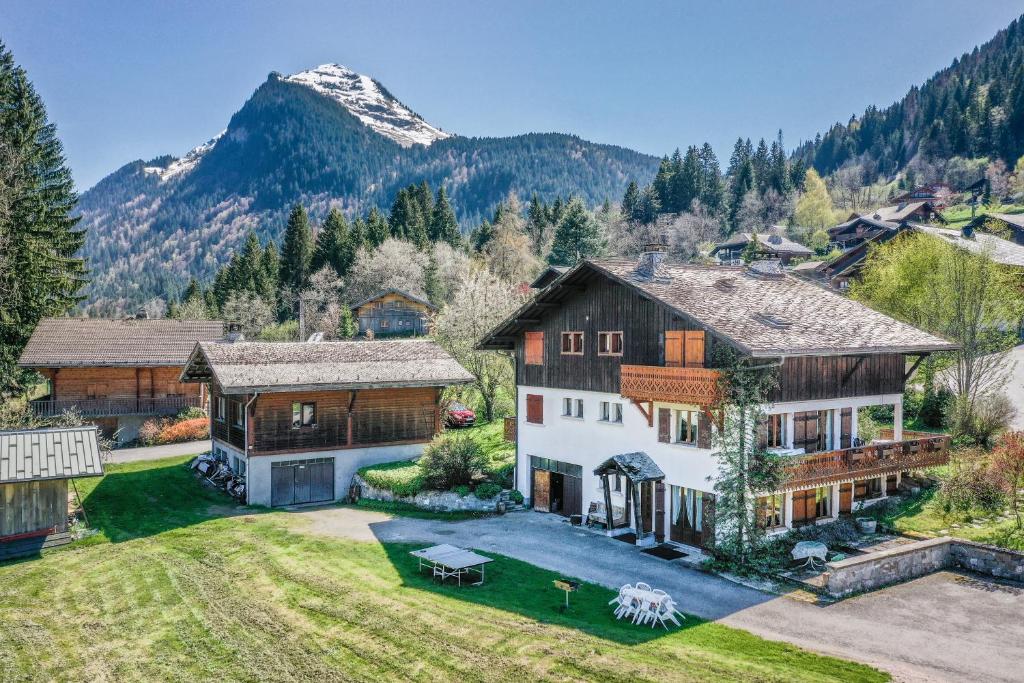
xmin=365 ymin=207 xmax=389 ymax=247
xmin=470 ymin=219 xmax=494 ymax=252
xmin=635 ymin=184 xmax=661 ymax=224
xmin=698 ymin=142 xmax=724 ymax=212
xmin=652 ymin=155 xmax=675 ymax=212
xmin=279 ymin=203 xmax=313 ymax=293
xmin=670 ymin=147 xmax=703 ymax=214
xmin=0 ymin=42 xmax=87 ymax=393
xmin=620 ymin=181 xmax=641 ymax=221
xmin=429 ymin=187 xmax=462 ymax=247
xmin=182 ymin=278 xmax=203 ymax=305
xmin=526 ymin=193 xmax=550 ymax=255
xmin=311 ymin=207 xmax=355 ymax=277
xmin=336 ymin=305 xmax=357 ymax=339
xmin=259 ymin=242 xmax=280 ymax=301
xmin=423 ymin=252 xmax=442 ymax=305
xmin=239 ymin=232 xmax=263 ymax=292
xmin=349 ymin=216 xmax=369 ymax=253
xmin=752 ymin=138 xmax=770 ymax=192
xmin=548 ymin=197 xmax=605 ymax=266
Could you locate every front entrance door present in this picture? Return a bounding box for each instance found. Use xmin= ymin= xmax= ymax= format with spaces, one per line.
xmin=640 ymin=482 xmax=653 ymax=535
xmin=669 ymin=486 xmax=705 ymax=547
xmin=654 ymin=481 xmax=666 ymax=542
xmin=532 ymin=469 xmax=550 ymax=512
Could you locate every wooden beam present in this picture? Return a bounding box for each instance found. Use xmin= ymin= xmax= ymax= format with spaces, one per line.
xmin=904 ymin=354 xmax=928 ymax=382
xmin=515 ymin=318 xmax=541 ymax=325
xmin=601 ymin=474 xmax=615 ymax=531
xmin=630 ymin=399 xmax=654 ymax=427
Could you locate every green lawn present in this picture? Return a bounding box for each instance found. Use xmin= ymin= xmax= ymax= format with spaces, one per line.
xmin=0 ymin=456 xmax=886 ymax=682
xmin=879 ymin=485 xmax=1024 ymax=551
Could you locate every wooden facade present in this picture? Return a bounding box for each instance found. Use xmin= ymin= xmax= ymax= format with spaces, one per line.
xmin=0 ymin=479 xmax=68 ymax=539
xmin=768 ymin=354 xmax=905 ymax=403
xmin=32 ymin=366 xmax=202 ymax=418
xmin=211 ymin=384 xmax=441 ymax=456
xmin=355 ymin=291 xmax=433 ymax=337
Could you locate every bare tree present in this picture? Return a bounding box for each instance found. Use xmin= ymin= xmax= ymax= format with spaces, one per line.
xmin=222 ymin=291 xmax=274 ymax=338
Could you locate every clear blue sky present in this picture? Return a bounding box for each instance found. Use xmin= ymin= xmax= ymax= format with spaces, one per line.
xmin=5 ymin=0 xmax=1023 ymax=190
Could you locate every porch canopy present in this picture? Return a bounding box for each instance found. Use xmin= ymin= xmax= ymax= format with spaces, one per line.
xmin=594 ymin=452 xmax=664 ymax=542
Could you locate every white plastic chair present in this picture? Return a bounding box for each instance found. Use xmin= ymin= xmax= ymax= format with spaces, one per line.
xmin=635 ymin=582 xmax=652 ymax=592
xmin=608 ymin=583 xmax=632 ymax=606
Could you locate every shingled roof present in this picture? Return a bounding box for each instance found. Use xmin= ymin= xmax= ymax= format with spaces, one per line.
xmin=478 ymin=258 xmax=957 ymax=357
xmin=914 ymin=223 xmax=1024 ymax=268
xmin=18 ymin=318 xmax=226 ymax=368
xmin=0 ymin=426 xmax=104 ymax=484
xmin=180 ymin=339 xmax=474 ymax=393
xmin=710 ymin=232 xmax=813 ymax=257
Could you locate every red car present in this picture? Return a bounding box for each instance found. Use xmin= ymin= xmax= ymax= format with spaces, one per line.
xmin=445 ymin=401 xmax=476 ymax=428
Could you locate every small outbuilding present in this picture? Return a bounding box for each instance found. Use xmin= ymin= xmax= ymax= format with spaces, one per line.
xmin=0 ymin=426 xmax=104 ymax=560
xmin=352 ymin=289 xmax=435 ymax=337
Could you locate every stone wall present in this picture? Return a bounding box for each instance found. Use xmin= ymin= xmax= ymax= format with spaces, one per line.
xmin=352 ymin=474 xmax=502 ymax=513
xmin=825 ymin=537 xmax=1024 ymax=597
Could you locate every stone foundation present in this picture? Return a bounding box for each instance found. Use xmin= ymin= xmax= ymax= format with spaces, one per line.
xmin=352 ymin=475 xmax=503 ymax=513
xmin=825 ymin=536 xmax=1024 ymax=597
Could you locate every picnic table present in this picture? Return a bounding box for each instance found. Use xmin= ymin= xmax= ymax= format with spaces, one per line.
xmin=410 ymin=544 xmax=493 ymax=586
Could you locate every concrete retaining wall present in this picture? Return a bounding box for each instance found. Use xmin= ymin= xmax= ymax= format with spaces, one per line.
xmin=353 ymin=474 xmax=501 ymax=513
xmin=825 ymin=537 xmax=1024 ymax=597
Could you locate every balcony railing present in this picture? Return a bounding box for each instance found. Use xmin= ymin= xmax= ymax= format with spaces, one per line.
xmin=29 ymin=396 xmax=203 ymax=419
xmin=619 ymin=365 xmax=722 ymax=406
xmin=782 ymin=434 xmax=950 ymax=490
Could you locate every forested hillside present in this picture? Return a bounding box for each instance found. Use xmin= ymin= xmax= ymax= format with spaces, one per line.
xmin=77 ymin=69 xmax=658 ymax=315
xmin=794 ymin=15 xmax=1024 ymax=179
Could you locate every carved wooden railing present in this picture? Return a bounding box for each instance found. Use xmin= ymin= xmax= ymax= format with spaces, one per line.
xmin=29 ymin=396 xmax=203 ymax=419
xmin=504 ymin=416 xmax=516 ymax=442
xmin=782 ymin=434 xmax=950 ymax=490
xmin=619 ymin=365 xmax=722 ymax=406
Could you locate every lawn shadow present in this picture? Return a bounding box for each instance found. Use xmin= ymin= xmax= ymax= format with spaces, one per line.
xmin=80 ymin=457 xmax=256 ymax=543
xmin=377 ymin=540 xmax=701 ymax=645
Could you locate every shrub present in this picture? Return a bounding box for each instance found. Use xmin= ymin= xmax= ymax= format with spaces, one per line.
xmin=138 ymin=419 xmax=163 ymax=446
xmin=157 ymin=418 xmax=209 ymax=444
xmin=474 ymin=482 xmax=501 ymax=500
xmin=176 ymin=406 xmax=207 ymax=420
xmin=970 ymin=392 xmax=1017 ymax=448
xmin=358 ymin=460 xmax=425 ymax=496
xmin=419 ymin=433 xmax=486 ymax=490
xmin=454 ymin=484 xmax=471 ymax=497
xmin=509 ymin=489 xmax=524 ymax=504
xmin=939 ymin=448 xmax=1006 ymax=515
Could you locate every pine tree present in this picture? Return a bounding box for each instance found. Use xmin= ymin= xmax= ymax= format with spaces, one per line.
xmin=526 ymin=193 xmax=550 ymax=255
xmin=336 ymin=305 xmax=357 ymax=339
xmin=670 ymin=147 xmax=703 ymax=214
xmin=621 ymin=181 xmax=641 ymax=221
xmin=423 ymin=252 xmax=442 ymax=305
xmin=365 ymin=207 xmax=389 ymax=247
xmin=311 ymin=208 xmax=354 ymax=277
xmin=752 ymin=138 xmax=770 ymax=192
xmin=429 ymin=187 xmax=462 ymax=247
xmin=259 ymin=242 xmax=280 ymax=301
xmin=698 ymin=142 xmax=724 ymax=212
xmin=652 ymin=155 xmax=675 ymax=212
xmin=279 ymin=203 xmax=313 ymax=293
xmin=0 ymin=42 xmax=87 ymax=393
xmin=349 ymin=217 xmax=369 ymax=253
xmin=635 ymin=185 xmax=661 ymax=224
xmin=548 ymin=197 xmax=605 ymax=266
xmin=470 ymin=219 xmax=494 ymax=252
xmin=239 ymin=232 xmax=263 ymax=292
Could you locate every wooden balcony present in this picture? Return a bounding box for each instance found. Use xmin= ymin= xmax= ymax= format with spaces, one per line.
xmin=782 ymin=434 xmax=950 ymax=490
xmin=619 ymin=365 xmax=722 ymax=406
xmin=29 ymin=396 xmax=203 ymax=419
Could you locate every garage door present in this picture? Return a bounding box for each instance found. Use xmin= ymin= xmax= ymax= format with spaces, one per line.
xmin=271 ymin=458 xmax=334 ymax=507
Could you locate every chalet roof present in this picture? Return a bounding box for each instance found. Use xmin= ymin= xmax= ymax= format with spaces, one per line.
xmin=710 ymin=232 xmax=813 ymax=257
xmin=18 ymin=318 xmax=226 ymax=368
xmin=478 ymin=258 xmax=957 ymax=357
xmin=351 ymin=288 xmax=436 ymax=312
xmin=594 ymin=452 xmax=665 ymax=482
xmin=529 ymin=265 xmax=568 ymax=289
xmin=829 ymin=214 xmax=900 ymax=237
xmin=970 ymin=212 xmax=1024 ymax=230
xmin=913 ymin=223 xmax=1024 ymax=268
xmin=180 ymin=339 xmax=473 ymax=394
xmin=790 ymin=260 xmax=824 ymax=272
xmin=0 ymin=426 xmax=104 ymax=484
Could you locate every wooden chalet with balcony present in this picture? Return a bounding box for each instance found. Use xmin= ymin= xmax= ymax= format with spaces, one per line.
xmin=352 ymin=289 xmax=435 ymax=337
xmin=18 ymin=317 xmax=225 ymax=442
xmin=479 ymin=247 xmax=956 ymax=550
xmin=179 ymin=338 xmax=473 ymax=507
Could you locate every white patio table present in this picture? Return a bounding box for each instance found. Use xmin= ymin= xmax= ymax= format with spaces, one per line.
xmin=410 ymin=544 xmax=494 ymax=586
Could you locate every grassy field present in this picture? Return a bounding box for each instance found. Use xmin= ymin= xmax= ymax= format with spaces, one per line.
xmin=880 ymin=485 xmax=1024 ymax=551
xmin=0 ymin=456 xmax=886 ymax=682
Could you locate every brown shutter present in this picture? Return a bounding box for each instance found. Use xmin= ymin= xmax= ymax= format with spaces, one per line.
xmin=697 ymin=412 xmax=712 ymax=449
xmin=525 ymin=331 xmax=544 ymax=365
xmin=684 ymin=331 xmax=705 ymax=368
xmin=657 ymin=408 xmax=671 ymax=443
xmin=526 ymin=394 xmax=543 ymax=424
xmin=664 ymin=331 xmax=684 ymax=367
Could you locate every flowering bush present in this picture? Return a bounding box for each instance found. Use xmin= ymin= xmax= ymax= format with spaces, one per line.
xmin=138 ymin=419 xmax=164 ymax=446
xmin=157 ymin=418 xmax=210 ymax=444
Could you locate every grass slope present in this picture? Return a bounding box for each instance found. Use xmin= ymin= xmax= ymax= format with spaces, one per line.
xmin=881 ymin=486 xmax=1024 ymax=551
xmin=0 ymin=456 xmax=886 ymax=682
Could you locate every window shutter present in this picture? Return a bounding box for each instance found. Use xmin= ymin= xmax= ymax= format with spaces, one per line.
xmin=697 ymin=412 xmax=712 ymax=449
xmin=526 ymin=394 xmax=543 ymax=424
xmin=664 ymin=331 xmax=684 ymax=367
xmin=525 ymin=331 xmax=544 ymax=365
xmin=657 ymin=408 xmax=671 ymax=443
xmin=684 ymin=331 xmax=705 ymax=368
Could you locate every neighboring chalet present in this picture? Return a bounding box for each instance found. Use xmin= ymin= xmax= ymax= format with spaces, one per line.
xmin=479 ymin=247 xmax=955 ymax=550
xmin=965 ymin=212 xmax=1024 ymax=246
xmin=829 ymin=203 xmax=946 ymax=251
xmin=886 ymin=183 xmax=955 ymax=209
xmin=0 ymin=426 xmax=104 ymax=560
xmin=18 ymin=318 xmax=225 ymax=442
xmin=179 ymin=338 xmax=473 ymax=507
xmin=530 ymin=266 xmax=569 ymax=290
xmin=709 ymin=231 xmax=813 ymax=265
xmin=352 ymin=289 xmax=435 ymax=337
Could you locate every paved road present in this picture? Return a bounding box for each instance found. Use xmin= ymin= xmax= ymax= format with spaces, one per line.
xmin=107 ymin=439 xmax=210 ymax=463
xmin=293 ymin=507 xmax=1024 ymax=683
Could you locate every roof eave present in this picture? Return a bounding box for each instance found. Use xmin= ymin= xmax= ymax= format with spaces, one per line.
xmin=216 ymin=377 xmax=474 ymax=395
xmin=749 ymin=343 xmax=959 ymax=358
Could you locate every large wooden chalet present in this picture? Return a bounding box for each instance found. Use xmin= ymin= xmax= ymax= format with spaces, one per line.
xmin=479 ymin=248 xmax=955 ymax=550
xmin=18 ymin=318 xmax=225 ymax=442
xmin=179 ymin=338 xmax=473 ymax=507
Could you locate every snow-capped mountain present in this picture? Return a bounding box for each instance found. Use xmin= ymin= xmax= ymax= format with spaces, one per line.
xmin=282 ymin=64 xmax=451 ymax=147
xmin=143 ymin=130 xmax=225 ymax=181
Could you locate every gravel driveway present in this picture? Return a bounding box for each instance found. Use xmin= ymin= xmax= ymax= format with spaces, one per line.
xmin=289 ymin=506 xmax=1024 ymax=683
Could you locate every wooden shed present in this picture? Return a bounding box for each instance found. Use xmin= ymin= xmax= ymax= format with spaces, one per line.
xmin=0 ymin=426 xmax=104 ymax=560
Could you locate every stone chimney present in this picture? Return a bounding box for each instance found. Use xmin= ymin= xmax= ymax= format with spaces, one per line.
xmin=135 ymin=308 xmax=149 ymax=320
xmin=636 ymin=237 xmax=668 ymax=280
xmin=961 ymin=224 xmax=975 ymax=239
xmin=225 ymin=322 xmax=245 ymax=343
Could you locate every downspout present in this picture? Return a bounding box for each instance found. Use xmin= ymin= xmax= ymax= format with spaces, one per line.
xmin=243 ymin=391 xmax=259 ymax=506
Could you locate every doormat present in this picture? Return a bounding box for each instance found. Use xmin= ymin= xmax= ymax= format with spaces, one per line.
xmin=613 ymin=532 xmax=638 ymax=544
xmin=642 ymin=544 xmax=688 ymax=560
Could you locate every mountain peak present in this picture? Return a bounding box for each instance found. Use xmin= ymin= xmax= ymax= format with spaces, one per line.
xmin=280 ymin=63 xmax=452 ymax=147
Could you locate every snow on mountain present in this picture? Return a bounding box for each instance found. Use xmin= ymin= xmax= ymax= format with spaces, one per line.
xmin=143 ymin=130 xmax=225 ymax=181
xmin=281 ymin=64 xmax=452 ymax=147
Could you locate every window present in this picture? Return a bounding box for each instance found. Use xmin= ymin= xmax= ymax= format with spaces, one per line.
xmin=526 ymin=394 xmax=543 ymax=424
xmin=762 ymin=414 xmax=786 ymax=448
xmin=814 ymin=486 xmax=831 ymax=518
xmin=525 ymin=331 xmax=544 ymax=365
xmin=562 ymin=398 xmax=572 ymax=416
xmin=216 ymin=396 xmax=227 ymax=422
xmin=292 ymin=401 xmax=316 ymax=428
xmin=380 ymin=319 xmax=390 ymax=329
xmin=598 ymin=331 xmax=623 ymax=356
xmin=599 ymin=401 xmax=623 ymax=424
xmin=233 ymin=401 xmax=244 ymax=427
xmin=758 ymin=494 xmax=784 ymax=529
xmin=675 ymin=410 xmax=699 ymax=445
xmin=232 ymin=456 xmax=247 ymax=478
xmin=560 ymin=331 xmax=584 ymax=355
xmin=613 ymin=474 xmax=622 ymax=492
xmin=563 ymin=397 xmax=583 ymax=418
